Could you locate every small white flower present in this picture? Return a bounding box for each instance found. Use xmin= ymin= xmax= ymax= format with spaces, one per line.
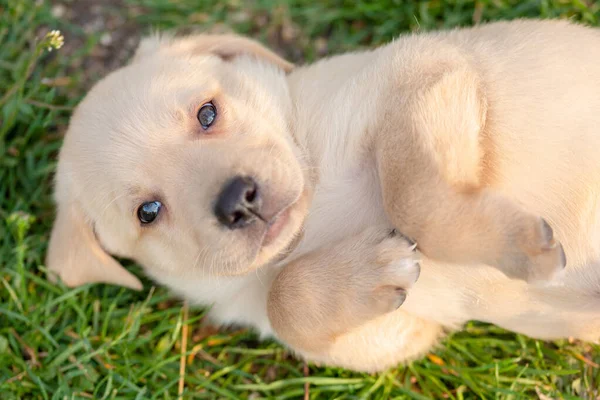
xmin=43 ymin=29 xmax=64 ymax=52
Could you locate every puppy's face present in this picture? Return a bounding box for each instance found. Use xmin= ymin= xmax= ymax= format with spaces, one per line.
xmin=47 ymin=34 xmax=309 ymax=289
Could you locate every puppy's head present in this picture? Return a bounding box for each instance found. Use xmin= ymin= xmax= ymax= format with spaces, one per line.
xmin=47 ymin=33 xmax=309 ymax=290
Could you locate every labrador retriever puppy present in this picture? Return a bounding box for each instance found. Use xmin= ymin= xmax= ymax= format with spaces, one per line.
xmin=47 ymin=19 xmax=600 ymax=372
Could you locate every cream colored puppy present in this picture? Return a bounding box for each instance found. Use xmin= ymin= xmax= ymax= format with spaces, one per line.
xmin=47 ymin=19 xmax=600 ymax=372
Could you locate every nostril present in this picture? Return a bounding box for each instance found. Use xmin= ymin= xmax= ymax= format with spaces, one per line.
xmin=245 ymin=187 xmax=257 ymax=203
xmin=231 ymin=210 xmax=245 ymax=225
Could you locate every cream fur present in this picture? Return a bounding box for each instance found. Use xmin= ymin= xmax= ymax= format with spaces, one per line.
xmin=47 ymin=20 xmax=600 ymax=372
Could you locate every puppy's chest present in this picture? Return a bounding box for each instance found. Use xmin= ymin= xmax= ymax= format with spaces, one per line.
xmin=292 ymin=165 xmax=389 ymax=256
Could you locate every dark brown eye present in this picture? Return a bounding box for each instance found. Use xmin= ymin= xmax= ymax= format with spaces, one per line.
xmin=197 ymin=102 xmax=217 ymax=129
xmin=138 ymin=201 xmax=162 ymax=224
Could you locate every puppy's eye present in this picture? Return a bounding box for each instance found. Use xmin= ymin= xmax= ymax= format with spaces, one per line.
xmin=197 ymin=102 xmax=217 ymax=130
xmin=137 ymin=201 xmax=162 ymax=224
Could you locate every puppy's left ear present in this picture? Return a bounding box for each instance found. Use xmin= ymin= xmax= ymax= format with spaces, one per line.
xmin=133 ymin=33 xmax=295 ymax=73
xmin=46 ymin=201 xmax=143 ymax=291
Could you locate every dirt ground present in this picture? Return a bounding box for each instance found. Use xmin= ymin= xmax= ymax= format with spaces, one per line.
xmin=50 ymin=0 xmax=313 ymax=88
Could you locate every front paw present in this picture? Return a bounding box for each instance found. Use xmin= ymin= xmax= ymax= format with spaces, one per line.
xmin=354 ymin=228 xmax=420 ymax=316
xmin=501 ymin=216 xmax=566 ymax=282
xmin=267 ymin=227 xmax=420 ymax=354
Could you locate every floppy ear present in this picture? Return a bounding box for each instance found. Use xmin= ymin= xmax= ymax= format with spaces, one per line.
xmin=46 ymin=202 xmax=143 ymax=290
xmin=133 ymin=33 xmax=294 ymax=73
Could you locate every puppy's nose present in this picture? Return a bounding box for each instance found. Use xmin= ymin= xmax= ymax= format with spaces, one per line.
xmin=214 ymin=176 xmax=262 ymax=229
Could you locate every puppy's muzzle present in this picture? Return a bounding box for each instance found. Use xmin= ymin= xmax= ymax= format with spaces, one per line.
xmin=214 ymin=176 xmax=263 ymax=229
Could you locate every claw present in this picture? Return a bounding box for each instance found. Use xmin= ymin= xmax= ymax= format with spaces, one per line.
xmin=394 ymin=287 xmax=407 ymax=309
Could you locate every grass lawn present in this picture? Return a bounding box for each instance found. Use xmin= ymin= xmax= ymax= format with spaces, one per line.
xmin=1 ymin=0 xmax=600 ymax=398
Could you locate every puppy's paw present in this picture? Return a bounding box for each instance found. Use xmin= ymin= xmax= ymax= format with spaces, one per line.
xmin=502 ymin=216 xmax=566 ymax=282
xmin=267 ymin=226 xmax=419 ymax=352
xmin=353 ymin=228 xmax=420 ymax=316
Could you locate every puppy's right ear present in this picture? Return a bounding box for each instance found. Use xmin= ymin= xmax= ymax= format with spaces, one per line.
xmin=132 ymin=32 xmax=294 ymax=73
xmin=46 ymin=202 xmax=143 ymax=290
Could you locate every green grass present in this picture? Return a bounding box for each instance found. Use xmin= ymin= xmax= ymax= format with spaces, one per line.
xmin=1 ymin=0 xmax=600 ymax=398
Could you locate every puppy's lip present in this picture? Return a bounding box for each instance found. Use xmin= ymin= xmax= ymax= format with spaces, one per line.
xmin=261 ymin=207 xmax=291 ymax=247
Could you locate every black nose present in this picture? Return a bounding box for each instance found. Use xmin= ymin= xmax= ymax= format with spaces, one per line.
xmin=214 ymin=176 xmax=262 ymax=229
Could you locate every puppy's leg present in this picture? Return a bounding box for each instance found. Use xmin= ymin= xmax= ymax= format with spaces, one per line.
xmin=268 ymin=227 xmax=420 ymax=356
xmin=376 ymin=66 xmax=565 ymax=282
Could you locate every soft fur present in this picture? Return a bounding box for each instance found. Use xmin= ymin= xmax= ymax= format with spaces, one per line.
xmin=47 ymin=20 xmax=600 ymax=372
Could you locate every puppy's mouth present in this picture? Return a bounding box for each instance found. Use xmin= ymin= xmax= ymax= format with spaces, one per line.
xmin=250 ymin=188 xmax=309 ymax=269
xmin=261 ymin=207 xmax=291 ymax=247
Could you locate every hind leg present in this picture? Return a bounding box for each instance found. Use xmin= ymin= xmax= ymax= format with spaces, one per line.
xmin=376 ymin=65 xmax=565 ymax=282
